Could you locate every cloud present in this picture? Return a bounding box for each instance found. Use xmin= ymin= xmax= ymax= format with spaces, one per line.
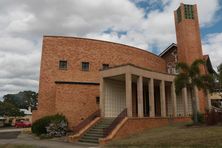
xmin=0 ymin=0 xmax=221 ymax=99
xmin=203 ymin=33 xmax=222 ymax=70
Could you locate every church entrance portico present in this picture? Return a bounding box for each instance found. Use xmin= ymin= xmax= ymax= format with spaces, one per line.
xmin=100 ymin=64 xmax=181 ymax=118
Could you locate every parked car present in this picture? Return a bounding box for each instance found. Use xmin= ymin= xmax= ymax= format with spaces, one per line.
xmin=15 ymin=121 xmax=32 ymax=128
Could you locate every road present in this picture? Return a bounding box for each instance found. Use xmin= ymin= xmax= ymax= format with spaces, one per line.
xmin=0 ymin=128 xmax=99 ymax=148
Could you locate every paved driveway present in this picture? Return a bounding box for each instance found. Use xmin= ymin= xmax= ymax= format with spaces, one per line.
xmin=0 ymin=127 xmax=23 ymax=139
xmin=0 ymin=128 xmax=99 ymax=148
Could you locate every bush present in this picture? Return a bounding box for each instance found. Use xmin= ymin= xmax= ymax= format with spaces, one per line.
xmin=191 ymin=112 xmax=205 ymax=124
xmin=46 ymin=120 xmax=67 ymax=137
xmin=31 ymin=114 xmax=67 ymax=136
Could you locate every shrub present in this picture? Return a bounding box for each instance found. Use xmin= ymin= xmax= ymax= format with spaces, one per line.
xmin=32 ymin=114 xmax=67 ymax=136
xmin=46 ymin=120 xmax=68 ymax=137
xmin=191 ymin=112 xmax=205 ymax=124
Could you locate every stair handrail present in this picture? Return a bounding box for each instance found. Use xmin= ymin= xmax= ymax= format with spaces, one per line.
xmin=104 ymin=108 xmax=127 ymax=137
xmin=73 ymin=109 xmax=100 ymax=133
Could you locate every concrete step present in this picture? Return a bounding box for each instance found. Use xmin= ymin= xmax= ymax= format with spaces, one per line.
xmin=94 ymin=123 xmax=112 ymax=127
xmin=78 ymin=118 xmax=115 ymax=144
xmin=81 ymin=135 xmax=98 ymax=140
xmin=79 ymin=138 xmax=98 ymax=144
xmin=84 ymin=133 xmax=104 ymax=138
xmin=82 ymin=134 xmax=103 ymax=139
xmin=85 ymin=130 xmax=104 ymax=134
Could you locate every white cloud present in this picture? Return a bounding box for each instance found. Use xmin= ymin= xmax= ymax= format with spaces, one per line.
xmin=0 ymin=0 xmax=221 ymax=99
xmin=0 ymin=37 xmax=38 ymax=54
xmin=203 ymin=33 xmax=222 ymax=70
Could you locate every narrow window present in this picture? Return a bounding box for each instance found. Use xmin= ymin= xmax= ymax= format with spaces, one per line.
xmin=102 ymin=64 xmax=109 ymax=70
xmin=82 ymin=62 xmax=89 ymax=71
xmin=96 ymin=96 xmax=100 ymax=104
xmin=59 ymin=60 xmax=67 ymax=70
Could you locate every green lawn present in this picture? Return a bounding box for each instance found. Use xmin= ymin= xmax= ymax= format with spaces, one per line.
xmin=106 ymin=123 xmax=222 ymax=148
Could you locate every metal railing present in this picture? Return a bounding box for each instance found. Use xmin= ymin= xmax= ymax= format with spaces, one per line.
xmin=103 ymin=108 xmax=127 ymax=137
xmin=73 ymin=109 xmax=100 ymax=133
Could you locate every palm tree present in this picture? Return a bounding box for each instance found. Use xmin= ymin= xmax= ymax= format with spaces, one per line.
xmin=174 ymin=59 xmax=214 ymax=124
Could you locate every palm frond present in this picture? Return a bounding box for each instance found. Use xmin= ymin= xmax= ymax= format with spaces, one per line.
xmin=191 ymin=59 xmax=205 ymax=67
xmin=190 ymin=59 xmax=205 ymax=77
xmin=174 ymin=73 xmax=189 ymax=94
xmin=192 ymin=77 xmax=204 ymax=90
xmin=193 ymin=74 xmax=214 ymax=94
xmin=176 ymin=62 xmax=189 ymax=73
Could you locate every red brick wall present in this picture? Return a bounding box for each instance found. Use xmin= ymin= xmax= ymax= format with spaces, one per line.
xmin=55 ymin=84 xmax=99 ymax=128
xmin=33 ymin=36 xmax=166 ymax=126
xmin=114 ymin=117 xmax=191 ymax=139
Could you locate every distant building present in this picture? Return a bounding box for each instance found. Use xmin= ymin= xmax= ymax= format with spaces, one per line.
xmin=19 ymin=107 xmax=32 ymax=122
xmin=0 ymin=116 xmax=6 ymax=127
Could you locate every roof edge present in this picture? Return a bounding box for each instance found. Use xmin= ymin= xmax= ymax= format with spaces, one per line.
xmin=159 ymin=43 xmax=177 ymax=57
xmin=43 ymin=35 xmax=164 ymax=60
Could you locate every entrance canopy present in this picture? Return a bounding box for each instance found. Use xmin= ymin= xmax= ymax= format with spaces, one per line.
xmin=99 ymin=64 xmax=178 ymax=118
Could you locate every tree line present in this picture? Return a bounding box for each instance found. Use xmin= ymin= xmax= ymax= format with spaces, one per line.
xmin=0 ymin=91 xmax=38 ymax=117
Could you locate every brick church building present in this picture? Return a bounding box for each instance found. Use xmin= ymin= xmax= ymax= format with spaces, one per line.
xmin=33 ymin=3 xmax=214 ymax=143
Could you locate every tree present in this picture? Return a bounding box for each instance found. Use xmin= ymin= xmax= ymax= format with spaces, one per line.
xmin=0 ymin=101 xmax=24 ymax=117
xmin=174 ymin=59 xmax=214 ymax=124
xmin=217 ymin=63 xmax=222 ymax=98
xmin=3 ymin=91 xmax=38 ymax=110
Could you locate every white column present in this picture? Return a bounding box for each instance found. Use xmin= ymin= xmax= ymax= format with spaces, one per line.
xmin=125 ymin=73 xmax=132 ymax=117
xmin=171 ymin=82 xmax=177 ymax=117
xmin=100 ymin=78 xmax=105 ymax=117
xmin=149 ymin=78 xmax=155 ymax=117
xmin=137 ymin=76 xmax=144 ymax=117
xmin=160 ymin=80 xmax=166 ymax=117
xmin=182 ymin=87 xmax=188 ymax=116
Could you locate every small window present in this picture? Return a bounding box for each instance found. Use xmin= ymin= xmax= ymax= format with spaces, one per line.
xmin=82 ymin=62 xmax=89 ymax=71
xmin=59 ymin=60 xmax=67 ymax=70
xmin=102 ymin=64 xmax=109 ymax=70
xmin=96 ymin=96 xmax=100 ymax=104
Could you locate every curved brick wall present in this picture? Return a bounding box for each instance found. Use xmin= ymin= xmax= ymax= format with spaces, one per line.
xmin=33 ymin=36 xmax=166 ymax=126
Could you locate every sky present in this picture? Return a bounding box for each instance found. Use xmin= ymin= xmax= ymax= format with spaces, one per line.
xmin=0 ymin=0 xmax=222 ymax=100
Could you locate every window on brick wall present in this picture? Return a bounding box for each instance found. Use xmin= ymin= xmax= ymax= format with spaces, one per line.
xmin=59 ymin=60 xmax=67 ymax=70
xmin=96 ymin=96 xmax=100 ymax=104
xmin=102 ymin=64 xmax=109 ymax=70
xmin=82 ymin=62 xmax=89 ymax=71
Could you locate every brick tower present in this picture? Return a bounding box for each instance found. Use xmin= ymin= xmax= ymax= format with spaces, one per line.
xmin=174 ymin=3 xmax=207 ymax=113
xmin=174 ymin=3 xmax=203 ymax=64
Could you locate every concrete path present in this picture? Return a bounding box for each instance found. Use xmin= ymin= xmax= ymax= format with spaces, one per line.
xmin=0 ymin=128 xmax=99 ymax=148
xmin=0 ymin=127 xmax=23 ymax=133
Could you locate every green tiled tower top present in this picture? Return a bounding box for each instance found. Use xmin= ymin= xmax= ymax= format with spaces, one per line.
xmin=184 ymin=4 xmax=194 ymax=19
xmin=176 ymin=4 xmax=194 ymax=23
